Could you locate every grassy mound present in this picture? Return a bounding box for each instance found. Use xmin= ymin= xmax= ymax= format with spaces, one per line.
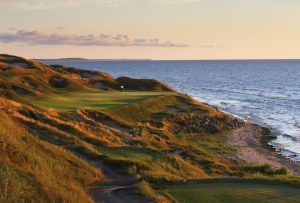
xmin=0 ymin=54 xmax=173 ymax=103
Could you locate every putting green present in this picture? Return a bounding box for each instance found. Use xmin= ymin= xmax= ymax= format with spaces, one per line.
xmin=30 ymin=91 xmax=171 ymax=111
xmin=158 ymin=181 xmax=300 ymax=203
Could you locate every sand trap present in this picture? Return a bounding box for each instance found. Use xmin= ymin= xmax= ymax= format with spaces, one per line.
xmin=11 ymin=62 xmax=28 ymax=68
xmin=81 ymin=72 xmax=99 ymax=78
xmin=12 ymin=85 xmax=31 ymax=96
xmin=167 ymin=107 xmax=180 ymax=113
xmin=49 ymin=76 xmax=69 ymax=88
xmin=92 ymin=82 xmax=108 ymax=89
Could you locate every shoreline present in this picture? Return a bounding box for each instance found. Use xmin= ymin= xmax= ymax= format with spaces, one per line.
xmin=226 ymin=123 xmax=300 ymax=175
xmin=259 ymin=125 xmax=300 ymax=174
xmin=193 ymin=95 xmax=300 ymax=164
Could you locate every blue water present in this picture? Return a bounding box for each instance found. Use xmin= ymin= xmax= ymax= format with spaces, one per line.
xmin=41 ymin=59 xmax=300 ymax=161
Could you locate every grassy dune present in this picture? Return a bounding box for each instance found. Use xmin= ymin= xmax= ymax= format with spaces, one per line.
xmin=30 ymin=91 xmax=171 ymax=111
xmin=0 ymin=111 xmax=102 ymax=202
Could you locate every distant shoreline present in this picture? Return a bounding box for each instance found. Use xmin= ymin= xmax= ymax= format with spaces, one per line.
xmin=35 ymin=58 xmax=153 ymax=61
xmin=35 ymin=58 xmax=300 ymax=62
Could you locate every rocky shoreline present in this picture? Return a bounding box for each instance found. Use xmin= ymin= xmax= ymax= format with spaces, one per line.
xmin=259 ymin=125 xmax=300 ymax=174
xmin=227 ymin=123 xmax=300 ymax=175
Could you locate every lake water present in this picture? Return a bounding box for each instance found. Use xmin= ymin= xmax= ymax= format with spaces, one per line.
xmin=41 ymin=59 xmax=300 ymax=161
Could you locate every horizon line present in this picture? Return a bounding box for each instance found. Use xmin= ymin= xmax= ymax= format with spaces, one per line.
xmin=35 ymin=58 xmax=300 ymax=61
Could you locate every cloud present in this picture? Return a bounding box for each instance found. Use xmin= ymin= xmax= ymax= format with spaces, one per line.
xmin=0 ymin=30 xmax=187 ymax=47
xmin=151 ymin=0 xmax=206 ymax=4
xmin=0 ymin=0 xmax=206 ymax=9
xmin=0 ymin=0 xmax=124 ymax=9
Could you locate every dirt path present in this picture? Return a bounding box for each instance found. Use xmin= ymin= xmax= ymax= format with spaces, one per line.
xmin=70 ymin=148 xmax=152 ymax=203
xmin=226 ymin=124 xmax=300 ymax=174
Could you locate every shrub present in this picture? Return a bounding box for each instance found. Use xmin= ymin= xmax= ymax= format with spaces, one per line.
xmin=137 ymin=180 xmax=169 ymax=203
xmin=241 ymin=164 xmax=288 ymax=176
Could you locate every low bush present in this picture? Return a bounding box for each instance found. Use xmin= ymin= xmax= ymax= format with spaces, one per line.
xmin=240 ymin=164 xmax=288 ymax=176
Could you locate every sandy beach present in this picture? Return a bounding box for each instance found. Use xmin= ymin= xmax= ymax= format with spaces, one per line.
xmin=227 ymin=124 xmax=300 ymax=175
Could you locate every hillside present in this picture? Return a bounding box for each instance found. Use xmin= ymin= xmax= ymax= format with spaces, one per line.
xmin=1 ymin=54 xmax=299 ymax=202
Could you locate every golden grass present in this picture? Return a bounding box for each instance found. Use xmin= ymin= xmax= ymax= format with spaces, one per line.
xmin=137 ymin=180 xmax=169 ymax=203
xmin=107 ymin=94 xmax=179 ymax=124
xmin=0 ymin=111 xmax=103 ymax=202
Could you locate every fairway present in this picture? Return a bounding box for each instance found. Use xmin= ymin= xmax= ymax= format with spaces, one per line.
xmin=158 ymin=181 xmax=300 ymax=203
xmin=30 ymin=91 xmax=170 ymax=111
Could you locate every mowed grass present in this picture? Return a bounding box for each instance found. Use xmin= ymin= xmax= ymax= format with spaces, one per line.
xmin=158 ymin=181 xmax=300 ymax=203
xmin=30 ymin=91 xmax=171 ymax=111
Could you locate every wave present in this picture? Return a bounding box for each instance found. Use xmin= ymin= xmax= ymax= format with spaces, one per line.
xmin=192 ymin=97 xmax=245 ymax=120
xmin=257 ymin=92 xmax=292 ymax=100
xmin=270 ymin=135 xmax=300 ymax=161
xmin=281 ymin=133 xmax=298 ymax=142
xmin=278 ymin=149 xmax=300 ymax=161
xmin=198 ymin=87 xmax=299 ymax=102
xmin=218 ymin=99 xmax=244 ymax=106
xmin=242 ymin=106 xmax=262 ymax=110
xmin=295 ymin=119 xmax=300 ymax=128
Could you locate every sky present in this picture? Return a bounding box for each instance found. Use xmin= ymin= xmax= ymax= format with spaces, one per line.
xmin=0 ymin=0 xmax=300 ymax=59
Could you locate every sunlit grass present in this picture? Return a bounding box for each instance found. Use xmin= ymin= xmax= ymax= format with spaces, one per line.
xmin=30 ymin=91 xmax=171 ymax=111
xmin=137 ymin=180 xmax=168 ymax=203
xmin=0 ymin=111 xmax=101 ymax=202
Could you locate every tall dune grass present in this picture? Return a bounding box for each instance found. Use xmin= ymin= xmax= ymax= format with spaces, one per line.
xmin=0 ymin=111 xmax=103 ymax=202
